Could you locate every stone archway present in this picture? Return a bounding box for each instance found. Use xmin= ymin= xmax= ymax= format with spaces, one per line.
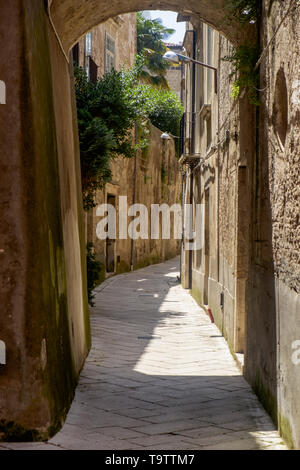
xmin=0 ymin=0 xmax=255 ymax=441
xmin=49 ymin=0 xmax=249 ymax=52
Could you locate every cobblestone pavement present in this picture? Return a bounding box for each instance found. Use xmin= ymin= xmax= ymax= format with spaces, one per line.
xmin=1 ymin=258 xmax=288 ymax=450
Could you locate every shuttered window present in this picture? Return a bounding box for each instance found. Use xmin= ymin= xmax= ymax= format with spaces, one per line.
xmin=89 ymin=57 xmax=98 ymax=83
xmin=85 ymin=33 xmax=92 ymax=56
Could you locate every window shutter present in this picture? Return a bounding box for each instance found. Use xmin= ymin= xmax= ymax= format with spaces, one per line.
xmin=89 ymin=57 xmax=98 ymax=83
xmin=72 ymin=43 xmax=79 ymax=66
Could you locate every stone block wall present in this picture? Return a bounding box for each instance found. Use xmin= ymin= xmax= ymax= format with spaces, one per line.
xmin=245 ymin=0 xmax=300 ymax=449
xmin=87 ymin=123 xmax=181 ymax=275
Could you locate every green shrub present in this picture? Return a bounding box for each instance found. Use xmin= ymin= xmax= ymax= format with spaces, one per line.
xmin=75 ymin=67 xmax=138 ymax=210
xmin=224 ymin=1 xmax=261 ymax=105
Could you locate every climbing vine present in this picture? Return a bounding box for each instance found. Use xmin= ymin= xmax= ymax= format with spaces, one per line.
xmin=224 ymin=0 xmax=262 ymax=105
xmin=223 ymin=42 xmax=260 ymax=105
xmin=226 ymin=0 xmax=261 ymax=24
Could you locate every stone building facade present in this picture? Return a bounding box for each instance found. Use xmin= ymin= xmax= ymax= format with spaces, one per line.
xmin=165 ymin=43 xmax=185 ymax=100
xmin=74 ymin=14 xmax=137 ymax=81
xmin=179 ymin=2 xmax=300 ymax=449
xmin=86 ymin=123 xmax=181 ymax=275
xmin=74 ymin=15 xmax=181 ymax=275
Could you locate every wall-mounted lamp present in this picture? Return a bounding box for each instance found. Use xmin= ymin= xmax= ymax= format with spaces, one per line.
xmin=160 ymin=132 xmax=180 ymax=140
xmin=163 ymin=51 xmax=218 ymax=94
xmin=160 ymin=132 xmax=171 ymax=140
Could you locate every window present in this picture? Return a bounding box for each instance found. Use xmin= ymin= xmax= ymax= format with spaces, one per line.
xmin=85 ymin=33 xmax=92 ymax=79
xmin=85 ymin=32 xmax=92 ymax=56
xmin=105 ymin=33 xmax=115 ymax=73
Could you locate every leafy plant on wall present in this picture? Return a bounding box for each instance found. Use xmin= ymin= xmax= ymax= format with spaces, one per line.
xmin=224 ymin=0 xmax=262 ymax=105
xmin=222 ymin=42 xmax=260 ymax=105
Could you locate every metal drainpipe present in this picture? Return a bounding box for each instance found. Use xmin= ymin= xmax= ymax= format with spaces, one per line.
xmin=217 ymin=33 xmax=224 ymax=334
xmin=130 ymin=123 xmax=138 ymax=270
xmin=191 ymin=29 xmax=196 ymax=154
xmin=188 ymin=170 xmax=194 ymax=289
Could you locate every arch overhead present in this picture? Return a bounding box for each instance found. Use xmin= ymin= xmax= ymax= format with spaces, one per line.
xmin=49 ymin=0 xmax=253 ymax=53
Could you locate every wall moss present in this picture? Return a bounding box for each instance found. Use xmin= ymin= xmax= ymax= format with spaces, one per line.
xmin=191 ymin=286 xmax=204 ymax=308
xmin=253 ymin=371 xmax=278 ymax=426
xmin=278 ymin=412 xmax=295 ymax=450
xmin=134 ymin=254 xmax=162 ymax=271
xmin=13 ymin=1 xmax=81 ymax=439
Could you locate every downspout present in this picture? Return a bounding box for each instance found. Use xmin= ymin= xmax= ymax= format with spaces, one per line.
xmin=130 ymin=123 xmax=138 ymax=270
xmin=217 ymin=33 xmax=223 ymax=333
xmin=191 ymin=30 xmax=196 ymax=154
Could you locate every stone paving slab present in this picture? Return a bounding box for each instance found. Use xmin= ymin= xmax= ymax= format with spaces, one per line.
xmin=2 ymin=257 xmax=288 ymax=450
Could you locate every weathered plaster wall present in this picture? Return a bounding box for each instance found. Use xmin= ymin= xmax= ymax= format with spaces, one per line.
xmin=48 ymin=25 xmax=90 ymax=373
xmin=77 ymin=14 xmax=137 ymax=77
xmin=166 ymin=67 xmax=182 ymax=100
xmin=0 ymin=1 xmax=90 ymax=440
xmin=181 ymin=21 xmax=251 ymax=358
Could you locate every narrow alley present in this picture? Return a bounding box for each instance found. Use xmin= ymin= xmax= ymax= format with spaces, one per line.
xmin=1 ymin=258 xmax=287 ymax=450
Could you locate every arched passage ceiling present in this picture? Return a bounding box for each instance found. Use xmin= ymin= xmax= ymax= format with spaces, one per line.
xmin=49 ymin=0 xmax=253 ymax=53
